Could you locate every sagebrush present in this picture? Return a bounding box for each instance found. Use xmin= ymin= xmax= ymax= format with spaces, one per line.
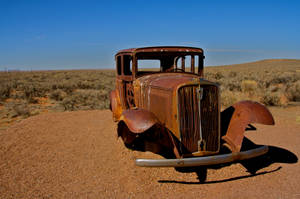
xmin=0 ymin=59 xmax=299 ymax=124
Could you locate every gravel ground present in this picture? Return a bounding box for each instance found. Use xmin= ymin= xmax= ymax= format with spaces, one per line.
xmin=0 ymin=107 xmax=299 ymax=198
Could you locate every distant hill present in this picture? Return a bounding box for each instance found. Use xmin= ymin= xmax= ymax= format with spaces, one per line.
xmin=207 ymin=59 xmax=300 ymax=72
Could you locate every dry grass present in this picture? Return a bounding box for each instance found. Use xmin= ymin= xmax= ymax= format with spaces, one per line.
xmin=205 ymin=59 xmax=300 ymax=107
xmin=0 ymin=59 xmax=299 ymax=126
xmin=0 ymin=69 xmax=115 ymax=126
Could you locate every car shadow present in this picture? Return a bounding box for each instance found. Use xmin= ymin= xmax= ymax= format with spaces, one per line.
xmin=158 ymin=137 xmax=298 ymax=184
xmin=239 ymin=137 xmax=298 ymax=174
xmin=158 ymin=166 xmax=282 ymax=184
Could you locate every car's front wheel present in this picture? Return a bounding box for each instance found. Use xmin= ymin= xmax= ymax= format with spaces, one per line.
xmin=195 ymin=167 xmax=207 ymax=183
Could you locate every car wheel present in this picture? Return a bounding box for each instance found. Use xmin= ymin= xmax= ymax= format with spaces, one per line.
xmin=195 ymin=167 xmax=207 ymax=183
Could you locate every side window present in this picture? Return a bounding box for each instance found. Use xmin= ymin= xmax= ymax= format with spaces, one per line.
xmin=117 ymin=56 xmax=121 ymax=75
xmin=176 ymin=56 xmax=191 ymax=72
xmin=175 ymin=57 xmax=182 ymax=69
xmin=123 ymin=55 xmax=132 ymax=75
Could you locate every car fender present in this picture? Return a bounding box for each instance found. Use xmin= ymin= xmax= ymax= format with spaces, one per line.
xmin=117 ymin=109 xmax=179 ymax=159
xmin=222 ymin=100 xmax=275 ymax=152
xmin=109 ymin=90 xmax=122 ymax=121
xmin=119 ymin=109 xmax=159 ymax=133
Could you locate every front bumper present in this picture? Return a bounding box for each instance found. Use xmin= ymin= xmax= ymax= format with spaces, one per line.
xmin=135 ymin=145 xmax=268 ymax=167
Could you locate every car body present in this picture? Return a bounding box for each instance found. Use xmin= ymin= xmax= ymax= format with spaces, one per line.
xmin=109 ymin=46 xmax=274 ymax=181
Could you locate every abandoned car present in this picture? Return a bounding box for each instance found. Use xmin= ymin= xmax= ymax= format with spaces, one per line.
xmin=109 ymin=46 xmax=274 ymax=181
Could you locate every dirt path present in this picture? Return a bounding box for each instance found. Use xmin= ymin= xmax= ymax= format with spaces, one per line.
xmin=0 ymin=107 xmax=299 ymax=198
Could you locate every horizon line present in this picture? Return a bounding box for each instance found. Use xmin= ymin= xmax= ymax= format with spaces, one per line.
xmin=1 ymin=58 xmax=300 ymax=72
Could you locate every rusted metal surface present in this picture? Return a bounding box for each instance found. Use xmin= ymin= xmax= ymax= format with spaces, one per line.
xmin=222 ymin=101 xmax=275 ymax=152
xmin=120 ymin=109 xmax=159 ymax=133
xmin=178 ymin=85 xmax=201 ymax=153
xmin=109 ymin=90 xmax=122 ymax=121
xmin=125 ymin=82 xmax=135 ymax=108
xmin=116 ymin=46 xmax=203 ymax=55
xmin=178 ymin=85 xmax=220 ymax=153
xmin=200 ymin=85 xmax=219 ymax=151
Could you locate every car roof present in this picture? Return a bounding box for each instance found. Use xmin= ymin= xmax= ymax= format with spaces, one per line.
xmin=116 ymin=46 xmax=203 ymax=56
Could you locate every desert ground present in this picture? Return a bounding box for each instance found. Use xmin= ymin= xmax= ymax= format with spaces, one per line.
xmin=0 ymin=106 xmax=299 ymax=198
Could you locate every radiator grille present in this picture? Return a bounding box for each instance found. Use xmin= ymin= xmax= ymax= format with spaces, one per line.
xmin=178 ymin=84 xmax=219 ymax=153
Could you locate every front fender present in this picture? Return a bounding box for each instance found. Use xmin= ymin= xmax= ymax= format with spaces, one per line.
xmin=222 ymin=100 xmax=274 ymax=152
xmin=117 ymin=109 xmax=177 ymax=158
xmin=120 ymin=109 xmax=159 ymax=133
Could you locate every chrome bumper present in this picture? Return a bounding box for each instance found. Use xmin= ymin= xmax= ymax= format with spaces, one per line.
xmin=135 ymin=145 xmax=268 ymax=167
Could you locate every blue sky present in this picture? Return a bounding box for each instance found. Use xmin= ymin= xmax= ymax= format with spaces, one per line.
xmin=0 ymin=0 xmax=299 ymax=70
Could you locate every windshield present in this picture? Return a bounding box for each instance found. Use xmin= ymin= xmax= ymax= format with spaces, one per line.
xmin=136 ymin=52 xmax=203 ymax=76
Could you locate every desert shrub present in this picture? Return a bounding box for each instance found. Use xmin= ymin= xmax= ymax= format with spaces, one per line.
xmin=220 ymin=90 xmax=244 ymax=107
xmin=214 ymin=72 xmax=224 ymax=80
xmin=18 ymin=83 xmax=50 ymax=102
xmin=241 ymin=80 xmax=258 ymax=93
xmin=204 ymin=72 xmax=215 ymax=80
xmin=60 ymin=89 xmax=110 ymax=111
xmin=12 ymin=103 xmax=31 ymax=118
xmin=228 ymin=71 xmax=237 ymax=78
xmin=268 ymin=85 xmax=280 ymax=92
xmin=0 ymin=83 xmax=11 ymax=101
xmin=268 ymin=72 xmax=298 ymax=86
xmin=286 ymin=81 xmax=300 ymax=101
xmin=220 ymin=90 xmax=259 ymax=108
xmin=227 ymin=82 xmax=241 ymax=91
xmin=50 ymin=89 xmax=67 ymax=101
xmin=52 ymin=80 xmax=76 ymax=94
xmin=222 ymin=78 xmax=242 ymax=91
xmin=262 ymin=91 xmax=288 ymax=106
xmin=61 ymin=96 xmax=77 ymax=111
xmin=22 ymin=85 xmax=39 ymax=103
xmin=77 ymin=80 xmax=96 ymax=89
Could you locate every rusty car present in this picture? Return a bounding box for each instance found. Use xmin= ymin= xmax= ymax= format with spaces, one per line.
xmin=109 ymin=46 xmax=275 ymax=182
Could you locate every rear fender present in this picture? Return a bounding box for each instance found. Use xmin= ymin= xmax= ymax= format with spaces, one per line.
xmin=221 ymin=100 xmax=274 ymax=152
xmin=110 ymin=90 xmax=122 ymax=121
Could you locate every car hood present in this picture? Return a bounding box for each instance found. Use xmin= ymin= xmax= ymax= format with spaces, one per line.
xmin=136 ymin=73 xmax=200 ymax=90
